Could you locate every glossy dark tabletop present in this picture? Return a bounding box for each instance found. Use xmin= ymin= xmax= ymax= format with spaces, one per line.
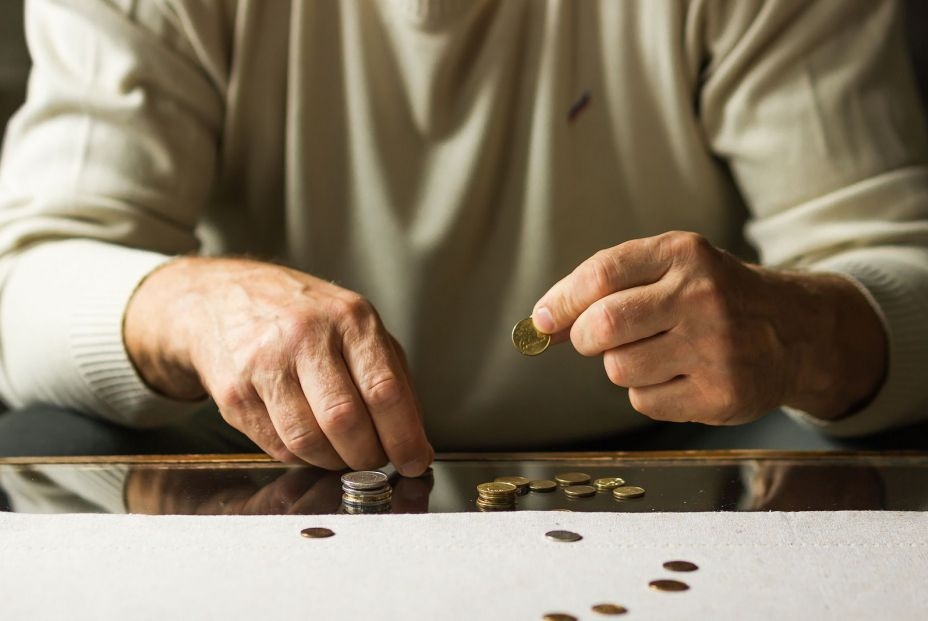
xmin=1 ymin=451 xmax=925 ymax=514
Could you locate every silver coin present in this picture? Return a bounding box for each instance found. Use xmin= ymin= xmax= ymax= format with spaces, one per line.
xmin=340 ymin=485 xmax=392 ymax=497
xmin=545 ymin=529 xmax=583 ymax=542
xmin=341 ymin=470 xmax=389 ymax=490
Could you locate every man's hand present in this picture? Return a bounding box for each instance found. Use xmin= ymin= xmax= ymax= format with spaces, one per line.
xmin=124 ymin=257 xmax=433 ymax=475
xmin=532 ymin=231 xmax=887 ymax=425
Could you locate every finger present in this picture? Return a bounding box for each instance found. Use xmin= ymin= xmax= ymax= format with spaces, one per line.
xmin=627 ymin=376 xmax=697 ymax=423
xmin=294 ymin=347 xmax=388 ymax=471
xmin=603 ymin=332 xmax=693 ymax=388
xmin=255 ymin=370 xmax=348 ymax=470
xmin=570 ymin=280 xmax=679 ymax=356
xmin=213 ymin=389 xmax=302 ymax=464
xmin=343 ymin=327 xmax=433 ymax=477
xmin=532 ymin=237 xmax=672 ymax=334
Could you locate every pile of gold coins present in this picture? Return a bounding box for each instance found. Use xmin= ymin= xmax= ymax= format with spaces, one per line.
xmin=475 ymin=471 xmax=646 ymax=510
xmin=341 ymin=470 xmax=392 ymax=514
xmin=476 ymin=481 xmax=519 ymax=511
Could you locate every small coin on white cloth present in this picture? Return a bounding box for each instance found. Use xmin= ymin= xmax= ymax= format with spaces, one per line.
xmin=554 ymin=472 xmax=591 ymax=486
xmin=542 ymin=614 xmax=577 ymax=621
xmin=613 ymin=485 xmax=646 ymax=499
xmin=663 ymin=560 xmax=699 ymax=572
xmin=545 ymin=529 xmax=582 ymax=542
xmin=300 ymin=527 xmax=335 ymax=539
xmin=649 ymin=579 xmax=689 ymax=592
xmin=591 ymin=603 xmax=628 ymax=615
xmin=340 ymin=471 xmax=389 ymax=490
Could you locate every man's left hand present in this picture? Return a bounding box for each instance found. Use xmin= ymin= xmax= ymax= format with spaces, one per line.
xmin=532 ymin=231 xmax=887 ymax=425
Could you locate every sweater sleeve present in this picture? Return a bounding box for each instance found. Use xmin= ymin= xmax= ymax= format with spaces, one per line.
xmin=696 ymin=0 xmax=928 ymax=435
xmin=0 ymin=0 xmax=229 ymax=427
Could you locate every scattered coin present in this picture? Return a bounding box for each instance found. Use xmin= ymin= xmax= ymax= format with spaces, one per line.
xmin=300 ymin=527 xmax=335 ymax=539
xmin=542 ymin=614 xmax=577 ymax=621
xmin=591 ymin=603 xmax=628 ymax=615
xmin=512 ymin=317 xmax=551 ymax=356
xmin=593 ymin=477 xmax=625 ymax=491
xmin=554 ymin=472 xmax=591 ymax=486
xmin=529 ymin=479 xmax=558 ymax=493
xmin=495 ymin=475 xmax=531 ymax=494
xmin=663 ymin=560 xmax=699 ymax=572
xmin=613 ymin=485 xmax=646 ymax=500
xmin=563 ymin=484 xmax=596 ymax=498
xmin=649 ymin=579 xmax=689 ymax=592
xmin=545 ymin=529 xmax=583 ymax=542
xmin=341 ymin=470 xmax=389 ymax=490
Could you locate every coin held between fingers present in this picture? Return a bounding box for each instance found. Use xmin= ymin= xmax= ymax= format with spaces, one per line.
xmin=512 ymin=317 xmax=551 ymax=356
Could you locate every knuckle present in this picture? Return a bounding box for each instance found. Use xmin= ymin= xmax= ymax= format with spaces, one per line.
xmin=361 ymin=374 xmax=406 ymax=410
xmin=212 ymin=381 xmax=255 ymax=411
xmin=337 ymin=294 xmax=376 ymax=324
xmin=316 ymin=398 xmax=362 ymax=435
xmin=283 ymin=425 xmax=327 ymax=455
xmin=604 ymin=351 xmax=629 ymax=387
xmin=585 ymin=251 xmax=616 ymax=296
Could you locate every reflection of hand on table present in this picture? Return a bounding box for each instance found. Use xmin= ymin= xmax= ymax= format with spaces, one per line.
xmin=746 ymin=463 xmax=884 ymax=511
xmin=124 ymin=467 xmax=434 ymax=515
xmin=532 ymin=231 xmax=887 ymax=425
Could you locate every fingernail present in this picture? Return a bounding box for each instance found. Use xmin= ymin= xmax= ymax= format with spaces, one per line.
xmin=399 ymin=458 xmax=428 ymax=478
xmin=533 ymin=306 xmax=555 ymax=333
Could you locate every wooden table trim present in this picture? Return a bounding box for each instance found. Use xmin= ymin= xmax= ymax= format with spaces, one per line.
xmin=0 ymin=449 xmax=925 ymax=466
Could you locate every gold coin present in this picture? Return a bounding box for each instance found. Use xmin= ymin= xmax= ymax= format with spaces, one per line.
xmin=300 ymin=527 xmax=335 ymax=539
xmin=663 ymin=560 xmax=699 ymax=572
xmin=542 ymin=614 xmax=578 ymax=621
xmin=477 ymin=481 xmax=518 ymax=496
xmin=529 ymin=479 xmax=557 ymax=493
xmin=593 ymin=477 xmax=625 ymax=491
xmin=612 ymin=485 xmax=646 ymax=499
xmin=512 ymin=317 xmax=551 ymax=356
xmin=342 ymin=491 xmax=393 ymax=504
xmin=563 ymin=484 xmax=596 ymax=498
xmin=554 ymin=472 xmax=591 ymax=486
xmin=476 ymin=500 xmax=515 ymax=511
xmin=495 ymin=476 xmax=530 ymax=492
xmin=591 ymin=603 xmax=628 ymax=615
xmin=649 ymin=579 xmax=689 ymax=592
xmin=545 ymin=529 xmax=583 ymax=542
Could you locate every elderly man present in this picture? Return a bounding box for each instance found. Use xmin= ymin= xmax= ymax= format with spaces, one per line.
xmin=0 ymin=0 xmax=925 ymax=473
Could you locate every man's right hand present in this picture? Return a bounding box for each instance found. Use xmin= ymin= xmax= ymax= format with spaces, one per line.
xmin=124 ymin=257 xmax=433 ymax=476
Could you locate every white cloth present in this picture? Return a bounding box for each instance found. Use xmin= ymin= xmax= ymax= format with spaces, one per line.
xmin=0 ymin=510 xmax=925 ymax=620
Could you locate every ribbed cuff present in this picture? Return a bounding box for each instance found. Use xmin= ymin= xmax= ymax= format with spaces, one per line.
xmin=786 ymin=253 xmax=928 ymax=437
xmin=68 ymin=243 xmax=207 ymax=428
xmin=1 ymin=240 xmax=207 ymax=428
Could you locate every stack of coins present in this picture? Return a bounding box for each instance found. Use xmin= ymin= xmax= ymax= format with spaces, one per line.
xmin=476 ymin=481 xmax=518 ymax=511
xmin=341 ymin=471 xmax=392 ymax=510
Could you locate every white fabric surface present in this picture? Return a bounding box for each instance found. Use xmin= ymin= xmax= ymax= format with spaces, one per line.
xmin=1 ymin=510 xmax=925 ymax=620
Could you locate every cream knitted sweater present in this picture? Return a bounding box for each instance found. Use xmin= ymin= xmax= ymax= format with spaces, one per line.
xmin=0 ymin=0 xmax=926 ymax=449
